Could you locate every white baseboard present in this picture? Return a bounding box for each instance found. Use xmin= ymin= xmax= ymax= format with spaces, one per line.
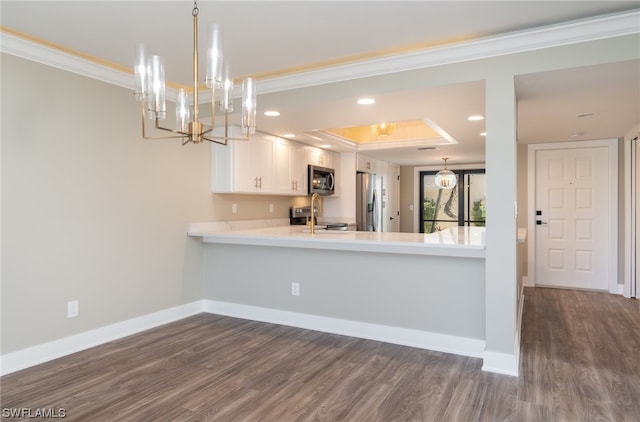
xmin=3 ymin=299 xmax=516 ymax=376
xmin=478 ymin=286 xmax=523 ymax=377
xmin=522 ymin=276 xmax=532 ymax=287
xmin=0 ymin=301 xmax=204 ymax=376
xmin=613 ymin=283 xmax=624 ymax=295
xmin=514 ymin=285 xmax=525 ymax=362
xmin=204 ymin=300 xmax=486 ymax=360
xmin=482 ymin=349 xmax=519 ymax=376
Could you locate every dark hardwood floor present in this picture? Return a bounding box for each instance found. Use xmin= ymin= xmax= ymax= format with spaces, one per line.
xmin=2 ymin=287 xmax=639 ymax=421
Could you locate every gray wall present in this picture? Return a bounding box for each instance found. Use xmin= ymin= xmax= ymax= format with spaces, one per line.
xmin=3 ymin=32 xmax=638 ymax=360
xmin=0 ymin=54 xmax=311 ymax=355
xmin=203 ymin=244 xmax=486 ymax=340
xmin=0 ymin=55 xmax=216 ymax=353
xmin=517 ymin=144 xmax=529 ymax=280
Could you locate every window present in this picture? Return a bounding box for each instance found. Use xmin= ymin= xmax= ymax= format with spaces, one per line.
xmin=420 ymin=169 xmax=486 ymax=233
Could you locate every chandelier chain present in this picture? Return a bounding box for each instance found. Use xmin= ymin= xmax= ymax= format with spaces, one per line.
xmin=192 ymin=0 xmax=199 ymax=16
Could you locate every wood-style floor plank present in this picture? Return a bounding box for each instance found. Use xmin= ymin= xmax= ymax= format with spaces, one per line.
xmin=1 ymin=287 xmax=639 ymax=421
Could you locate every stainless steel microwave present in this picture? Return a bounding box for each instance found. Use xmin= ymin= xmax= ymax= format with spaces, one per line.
xmin=308 ymin=165 xmax=335 ymax=196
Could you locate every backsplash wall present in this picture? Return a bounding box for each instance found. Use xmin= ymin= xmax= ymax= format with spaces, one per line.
xmin=210 ymin=194 xmax=309 ymax=221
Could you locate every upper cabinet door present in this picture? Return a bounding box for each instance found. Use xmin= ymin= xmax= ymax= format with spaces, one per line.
xmin=212 ymin=129 xmax=338 ymax=196
xmin=212 ymin=129 xmax=275 ymax=193
xmin=232 ymin=136 xmax=256 ymax=192
xmin=291 ymin=143 xmax=308 ymax=195
xmin=275 ymin=139 xmax=293 ymax=193
xmin=251 ymin=134 xmax=276 ymax=192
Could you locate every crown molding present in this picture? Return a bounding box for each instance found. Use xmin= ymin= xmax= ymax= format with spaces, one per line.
xmin=1 ymin=10 xmax=638 ymax=99
xmin=0 ymin=30 xmax=180 ymax=100
xmin=258 ymin=10 xmax=640 ymax=94
xmin=1 ymin=30 xmax=133 ymax=90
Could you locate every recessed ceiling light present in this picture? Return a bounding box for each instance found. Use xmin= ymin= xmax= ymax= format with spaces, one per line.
xmin=264 ymin=111 xmax=280 ymax=117
xmin=577 ymin=113 xmax=595 ymax=118
xmin=283 ymin=134 xmax=295 ymax=138
xmin=357 ymin=98 xmax=375 ymax=105
xmin=468 ymin=115 xmax=484 ymax=121
xmin=480 ymin=132 xmax=486 ymax=137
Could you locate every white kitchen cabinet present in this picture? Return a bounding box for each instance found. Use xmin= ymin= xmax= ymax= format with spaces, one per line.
xmin=357 ymin=153 xmax=383 ymax=174
xmin=247 ymin=134 xmax=276 ymax=191
xmin=357 ymin=154 xmax=372 ymax=173
xmin=290 ymin=142 xmax=308 ymax=194
xmin=275 ymin=139 xmax=292 ymax=193
xmin=211 ymin=129 xmax=276 ymax=194
xmin=212 ymin=128 xmax=309 ymax=196
xmin=307 ymin=146 xmax=336 ymax=169
xmin=275 ymin=139 xmax=306 ymax=195
xmin=229 ymin=132 xmax=276 ymax=192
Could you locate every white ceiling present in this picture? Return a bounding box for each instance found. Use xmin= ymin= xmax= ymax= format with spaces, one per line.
xmin=2 ymin=1 xmax=639 ymax=166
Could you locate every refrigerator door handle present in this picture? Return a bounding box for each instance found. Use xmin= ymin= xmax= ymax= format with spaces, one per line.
xmin=372 ymin=190 xmax=377 ymax=231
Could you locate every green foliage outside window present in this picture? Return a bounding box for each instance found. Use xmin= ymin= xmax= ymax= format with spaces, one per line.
xmin=472 ymin=199 xmax=486 ymax=227
xmin=424 ymin=197 xmax=435 ymax=220
xmin=423 ymin=198 xmax=436 ymax=233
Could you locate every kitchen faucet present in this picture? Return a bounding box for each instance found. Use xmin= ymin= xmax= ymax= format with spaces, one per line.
xmin=309 ymin=193 xmax=322 ymax=234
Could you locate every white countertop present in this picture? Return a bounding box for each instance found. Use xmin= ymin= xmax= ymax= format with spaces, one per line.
xmin=188 ymin=223 xmax=486 ymax=258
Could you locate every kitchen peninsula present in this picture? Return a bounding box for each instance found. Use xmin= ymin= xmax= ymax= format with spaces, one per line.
xmin=189 ymin=222 xmax=487 ymax=363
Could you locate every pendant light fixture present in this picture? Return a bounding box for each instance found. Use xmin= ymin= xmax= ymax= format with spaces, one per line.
xmin=134 ymin=0 xmax=257 ymax=145
xmin=434 ymin=158 xmax=457 ymax=189
xmin=375 ymin=122 xmax=396 ymax=137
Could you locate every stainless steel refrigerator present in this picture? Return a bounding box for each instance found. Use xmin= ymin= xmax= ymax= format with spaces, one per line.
xmin=356 ymin=172 xmax=383 ymax=232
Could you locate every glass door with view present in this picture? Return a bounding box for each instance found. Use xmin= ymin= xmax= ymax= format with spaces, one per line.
xmin=420 ymin=169 xmax=486 ymax=233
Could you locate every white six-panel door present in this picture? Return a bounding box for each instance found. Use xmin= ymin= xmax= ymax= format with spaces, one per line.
xmin=534 ymin=146 xmax=610 ymax=290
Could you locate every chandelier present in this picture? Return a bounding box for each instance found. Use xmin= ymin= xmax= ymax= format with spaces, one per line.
xmin=375 ymin=122 xmax=396 ymax=137
xmin=434 ymin=158 xmax=457 ymax=189
xmin=133 ymin=0 xmax=256 ymax=145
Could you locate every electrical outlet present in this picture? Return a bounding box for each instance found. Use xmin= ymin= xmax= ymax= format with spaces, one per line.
xmin=232 ymin=203 xmax=238 ymax=214
xmin=291 ymin=282 xmax=300 ymax=297
xmin=269 ymin=203 xmax=274 ymax=213
xmin=67 ymin=300 xmax=79 ymax=318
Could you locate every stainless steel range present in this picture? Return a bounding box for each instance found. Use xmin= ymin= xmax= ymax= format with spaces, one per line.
xmin=289 ymin=206 xmax=317 ymax=226
xmin=289 ymin=206 xmax=349 ymax=230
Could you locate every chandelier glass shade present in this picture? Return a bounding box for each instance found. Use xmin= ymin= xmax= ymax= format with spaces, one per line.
xmin=434 ymin=158 xmax=457 ymax=189
xmin=134 ymin=0 xmax=256 ymax=145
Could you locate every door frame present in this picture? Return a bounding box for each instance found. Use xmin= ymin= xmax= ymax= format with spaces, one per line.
xmin=386 ymin=163 xmax=401 ymax=232
xmin=527 ymin=139 xmax=619 ymax=294
xmin=624 ymin=136 xmax=638 ymax=298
